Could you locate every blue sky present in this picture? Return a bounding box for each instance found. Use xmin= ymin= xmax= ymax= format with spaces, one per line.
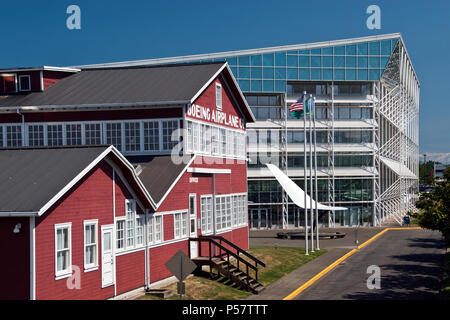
xmin=0 ymin=0 xmax=448 ymax=154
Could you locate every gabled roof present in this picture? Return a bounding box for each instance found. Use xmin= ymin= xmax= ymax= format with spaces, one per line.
xmin=0 ymin=62 xmax=255 ymax=122
xmin=0 ymin=62 xmax=224 ymax=108
xmin=0 ymin=145 xmax=156 ymax=216
xmin=127 ymin=154 xmax=195 ymax=207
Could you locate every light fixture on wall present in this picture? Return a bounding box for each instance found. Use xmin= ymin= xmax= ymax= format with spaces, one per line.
xmin=13 ymin=223 xmax=22 ymax=234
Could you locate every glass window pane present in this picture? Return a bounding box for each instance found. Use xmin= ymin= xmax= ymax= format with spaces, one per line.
xmin=251 ymin=67 xmax=262 ymax=78
xmin=299 ymin=55 xmax=309 ymax=67
xmin=358 ymin=69 xmax=368 ymax=80
xmin=238 ymin=80 xmax=250 ymax=91
xmin=251 ymin=80 xmax=262 ymax=91
xmin=287 ymin=68 xmax=298 ymax=80
xmin=238 ymin=56 xmax=250 ymax=66
xmin=263 ymin=80 xmax=274 ymax=92
xmin=250 ymin=55 xmax=262 ymax=66
xmin=275 ymin=68 xmax=285 ymax=79
xmin=346 ymin=44 xmax=356 ymax=55
xmin=263 ymin=53 xmax=274 ymax=66
xmin=311 ymin=48 xmax=321 ymax=55
xmin=322 ymin=47 xmax=333 ymax=55
xmin=358 ymin=56 xmax=368 ymax=68
xmin=239 ymin=67 xmax=250 ymax=78
xmin=346 ymin=69 xmax=356 ymax=80
xmin=334 ymin=69 xmax=345 ymax=80
xmin=263 ymin=67 xmax=274 ymax=79
xmin=334 ymin=56 xmax=344 ymax=67
xmin=346 ymin=56 xmax=356 ymax=68
xmin=311 ymin=56 xmax=321 ymax=67
xmin=323 ymin=69 xmax=333 ymax=80
xmin=322 ymin=56 xmax=333 ymax=68
xmin=275 ymin=52 xmax=286 ymax=66
xmin=299 ymin=68 xmax=309 ymax=80
xmin=381 ymin=57 xmax=390 ymax=69
xmin=369 ymin=69 xmax=380 ymax=80
xmin=299 ymin=49 xmax=310 ymax=55
xmin=275 ymin=80 xmax=286 ymax=92
xmin=369 ymin=41 xmax=380 ymax=55
xmin=334 ymin=46 xmax=345 ymax=55
xmin=369 ymin=57 xmax=380 ymax=68
xmin=381 ymin=40 xmax=391 ymax=55
xmin=311 ymin=69 xmax=321 ymax=80
xmin=287 ymin=55 xmax=297 ymax=67
xmin=226 ymin=57 xmax=237 ymax=65
xmin=357 ymin=43 xmax=368 ymax=55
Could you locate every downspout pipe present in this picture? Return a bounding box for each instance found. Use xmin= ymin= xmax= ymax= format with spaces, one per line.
xmin=16 ymin=109 xmax=25 ymax=144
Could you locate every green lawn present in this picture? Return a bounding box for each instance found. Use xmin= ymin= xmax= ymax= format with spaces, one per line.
xmin=137 ymin=246 xmax=326 ymax=300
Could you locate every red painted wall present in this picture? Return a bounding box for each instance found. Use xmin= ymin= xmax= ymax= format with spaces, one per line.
xmin=34 ymin=160 xmax=147 ymax=300
xmin=186 ymin=74 xmax=246 ymax=131
xmin=0 ymin=217 xmax=30 ymax=300
xmin=43 ymin=71 xmax=72 ymax=90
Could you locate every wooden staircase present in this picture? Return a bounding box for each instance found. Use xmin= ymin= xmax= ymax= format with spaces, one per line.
xmin=189 ymin=236 xmax=266 ymax=294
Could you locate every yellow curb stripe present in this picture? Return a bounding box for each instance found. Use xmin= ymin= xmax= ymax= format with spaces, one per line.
xmin=282 ymin=226 xmax=422 ymax=300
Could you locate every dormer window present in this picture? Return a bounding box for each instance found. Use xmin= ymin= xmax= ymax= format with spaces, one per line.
xmin=215 ymin=83 xmax=222 ymax=110
xmin=19 ymin=75 xmax=31 ymax=92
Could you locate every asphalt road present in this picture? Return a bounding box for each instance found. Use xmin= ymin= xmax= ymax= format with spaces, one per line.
xmin=295 ymin=229 xmax=445 ymax=300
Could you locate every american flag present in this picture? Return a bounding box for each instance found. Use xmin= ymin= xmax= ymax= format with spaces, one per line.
xmin=289 ymin=95 xmax=304 ymax=113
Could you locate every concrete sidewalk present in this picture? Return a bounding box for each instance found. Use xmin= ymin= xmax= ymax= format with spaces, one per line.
xmin=246 ymin=227 xmax=387 ymax=300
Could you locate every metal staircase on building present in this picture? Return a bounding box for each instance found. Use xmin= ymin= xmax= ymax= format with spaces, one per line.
xmin=189 ymin=236 xmax=266 ymax=294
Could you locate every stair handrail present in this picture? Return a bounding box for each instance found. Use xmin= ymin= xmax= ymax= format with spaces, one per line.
xmin=200 ymin=235 xmax=266 ymax=268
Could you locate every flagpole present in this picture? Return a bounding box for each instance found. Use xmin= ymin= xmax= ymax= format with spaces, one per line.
xmin=309 ymin=94 xmax=314 ymax=252
xmin=314 ymin=97 xmax=319 ymax=250
xmin=303 ymin=91 xmax=308 ymax=256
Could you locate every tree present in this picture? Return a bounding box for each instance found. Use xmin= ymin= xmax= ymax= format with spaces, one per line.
xmin=419 ymin=161 xmax=434 ymax=185
xmin=413 ymin=167 xmax=450 ymax=247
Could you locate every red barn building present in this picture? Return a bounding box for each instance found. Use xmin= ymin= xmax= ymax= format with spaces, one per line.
xmin=0 ymin=62 xmax=257 ymax=300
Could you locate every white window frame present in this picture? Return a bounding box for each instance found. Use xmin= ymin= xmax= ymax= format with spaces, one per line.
xmin=54 ymin=222 xmax=72 ymax=279
xmin=154 ymin=215 xmax=163 ymax=244
xmin=211 ymin=127 xmax=219 ymax=155
xmin=216 ymin=83 xmax=222 ymax=110
xmin=19 ymin=75 xmax=31 ymax=92
xmin=200 ymin=195 xmax=213 ymax=234
xmin=135 ymin=214 xmax=145 ymax=247
xmin=83 ymin=220 xmax=99 ymax=272
xmin=125 ymin=199 xmax=136 ymax=249
xmin=174 ymin=211 xmax=188 ymax=239
xmin=115 ymin=218 xmax=126 ymax=251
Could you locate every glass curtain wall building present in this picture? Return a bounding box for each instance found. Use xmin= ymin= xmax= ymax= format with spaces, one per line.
xmin=79 ymin=33 xmax=420 ymax=228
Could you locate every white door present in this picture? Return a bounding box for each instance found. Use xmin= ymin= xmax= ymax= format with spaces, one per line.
xmin=101 ymin=226 xmax=115 ymax=288
xmin=189 ymin=194 xmax=198 ymax=258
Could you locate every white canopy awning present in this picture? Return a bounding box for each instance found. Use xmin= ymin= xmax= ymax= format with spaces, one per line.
xmin=380 ymin=156 xmax=416 ymax=178
xmin=266 ymin=164 xmax=347 ymax=211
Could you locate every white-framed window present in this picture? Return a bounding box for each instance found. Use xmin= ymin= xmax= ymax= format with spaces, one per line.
xmin=220 ymin=128 xmax=226 ymax=155
xmin=19 ymin=75 xmax=31 ymax=92
xmin=162 ymin=120 xmax=179 ymax=150
xmin=232 ymin=195 xmax=238 ymax=227
xmin=147 ymin=214 xmax=163 ymax=245
xmin=205 ymin=125 xmax=211 ymax=154
xmin=174 ymin=212 xmax=188 ymax=239
xmin=116 ymin=219 xmax=125 ymax=250
xmin=54 ymin=223 xmax=72 ymax=278
xmin=0 ymin=126 xmax=3 ymax=147
xmin=215 ymin=197 xmax=222 ymax=231
xmin=147 ymin=214 xmax=154 ymax=244
xmin=47 ymin=124 xmax=63 ymax=146
xmin=6 ymin=125 xmax=22 ymax=147
xmin=192 ymin=122 xmax=199 ymax=152
xmin=201 ymin=196 xmax=213 ymax=234
xmin=216 ymin=83 xmax=222 ymax=110
xmin=125 ymin=122 xmax=140 ymax=152
xmin=28 ymin=124 xmax=44 ymax=146
xmin=125 ymin=199 xmax=136 ymax=248
xmin=84 ymin=220 xmax=98 ymax=271
xmin=135 ymin=214 xmax=144 ymax=246
xmin=85 ymin=123 xmax=102 ymax=145
xmin=186 ymin=121 xmax=193 ymax=152
xmin=226 ymin=130 xmax=232 ymax=156
xmin=106 ymin=122 xmax=122 ymax=151
xmin=200 ymin=124 xmax=206 ymax=153
xmin=66 ymin=124 xmax=82 ymax=145
xmin=154 ymin=215 xmax=163 ymax=243
xmin=143 ymin=121 xmax=159 ymax=151
xmin=211 ymin=127 xmax=219 ymax=155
